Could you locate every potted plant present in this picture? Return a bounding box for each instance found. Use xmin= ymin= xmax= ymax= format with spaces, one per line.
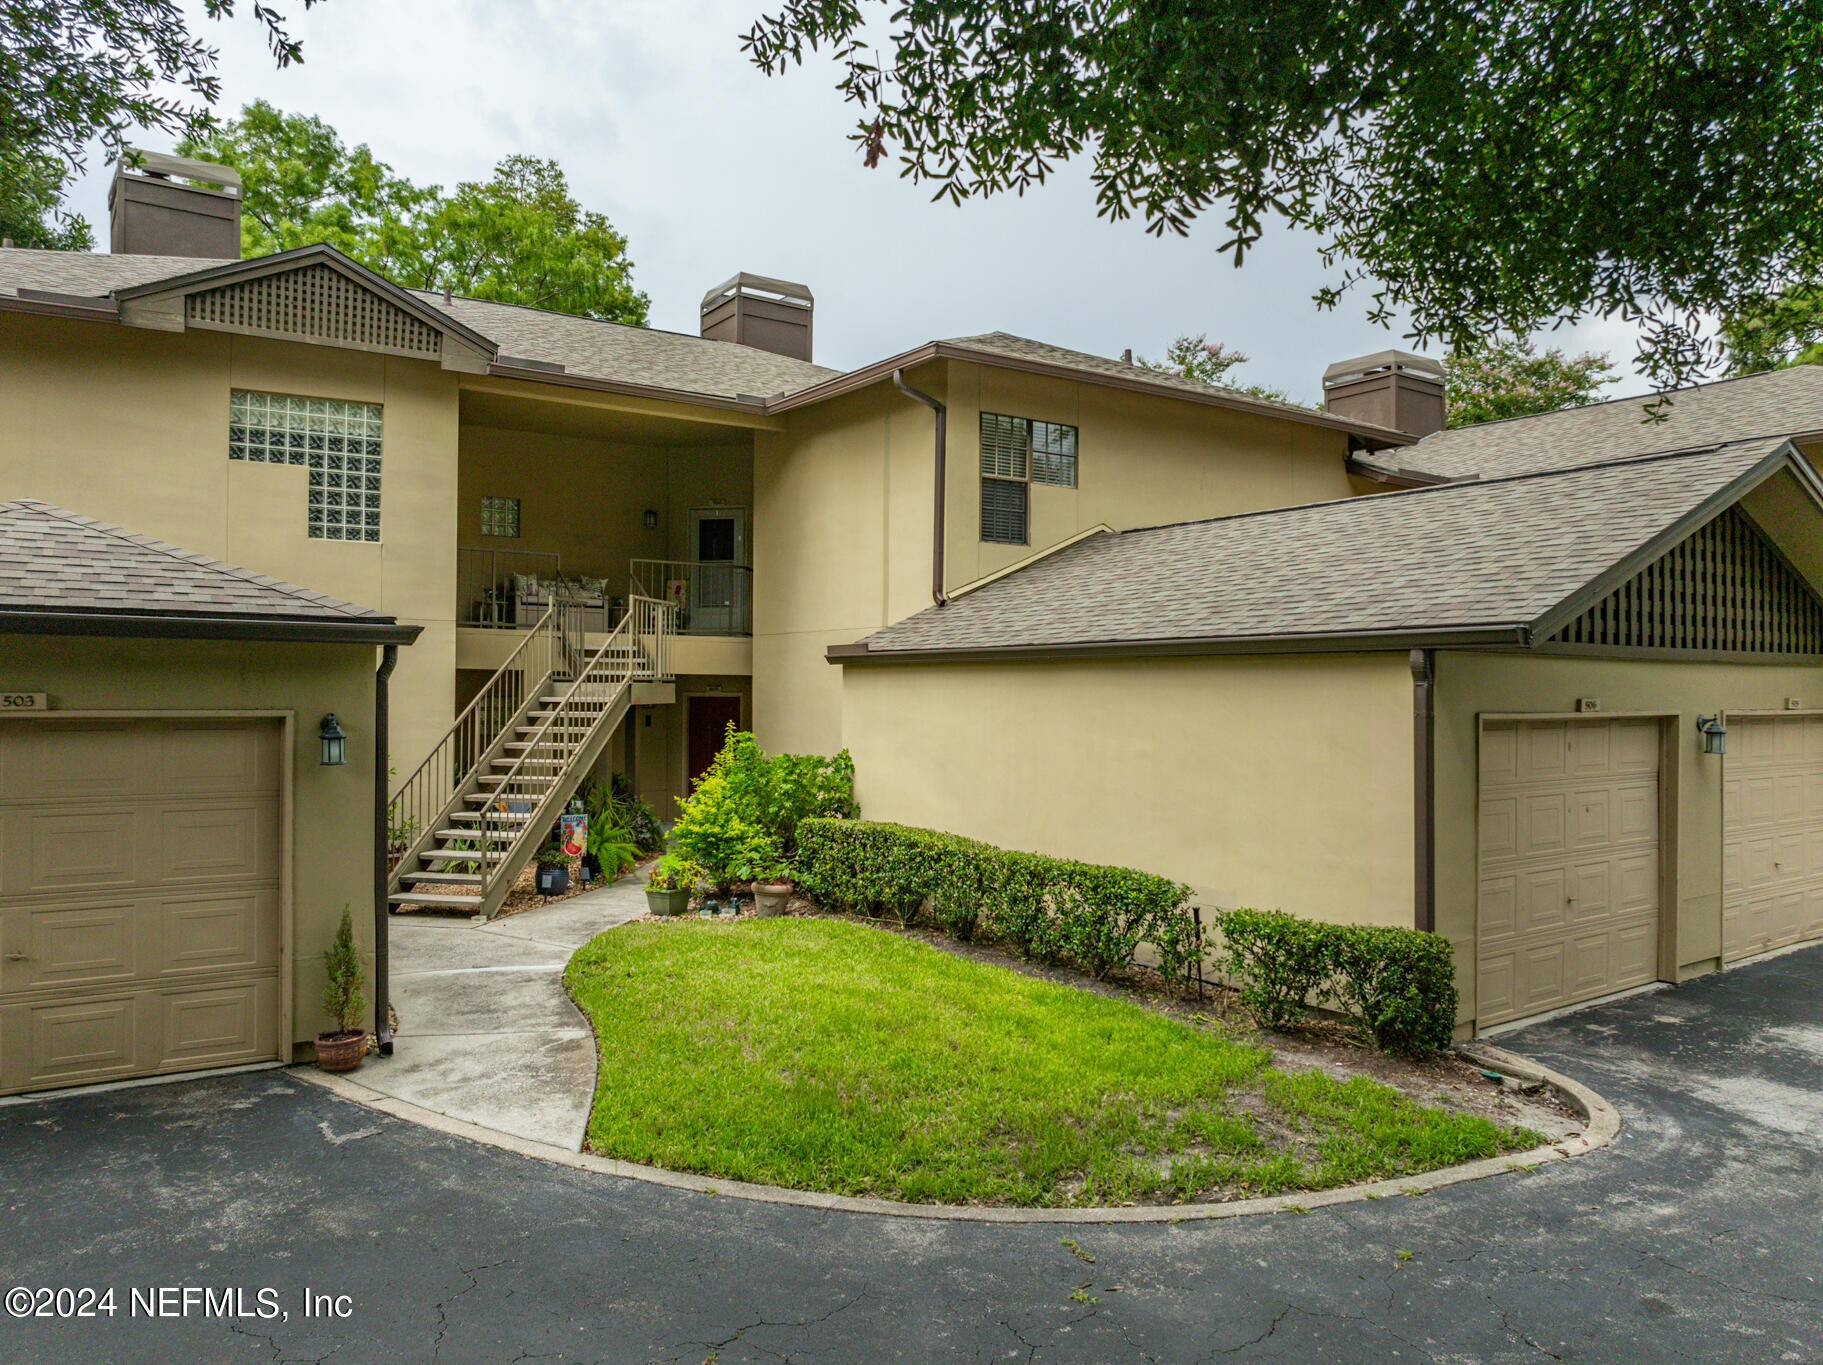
xmin=741 ymin=852 xmax=795 ymax=917
xmin=645 ymin=855 xmax=698 ymax=916
xmin=534 ymin=831 xmax=574 ymax=897
xmin=316 ymin=906 xmax=369 ymax=1072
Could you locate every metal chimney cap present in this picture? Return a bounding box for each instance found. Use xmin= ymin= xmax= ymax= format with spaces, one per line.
xmin=1322 ymin=349 xmax=1442 ymax=385
xmin=118 ymin=146 xmax=242 ymax=197
xmin=701 ymin=272 xmax=813 ymax=312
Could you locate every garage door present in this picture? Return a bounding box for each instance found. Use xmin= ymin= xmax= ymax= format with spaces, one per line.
xmin=0 ymin=719 xmax=283 ymax=1096
xmin=1477 ymin=717 xmax=1662 ymax=1028
xmin=1723 ymin=714 xmax=1823 ymax=962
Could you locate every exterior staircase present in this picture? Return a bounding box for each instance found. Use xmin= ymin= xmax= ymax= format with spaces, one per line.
xmin=387 ymin=594 xmax=674 ymax=920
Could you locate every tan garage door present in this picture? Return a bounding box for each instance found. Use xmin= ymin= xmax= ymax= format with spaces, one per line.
xmin=0 ymin=719 xmax=283 ymax=1096
xmin=1477 ymin=717 xmax=1662 ymax=1028
xmin=1723 ymin=714 xmax=1823 ymax=962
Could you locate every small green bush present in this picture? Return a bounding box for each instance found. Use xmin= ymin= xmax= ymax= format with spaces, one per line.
xmin=796 ymin=819 xmax=1195 ymax=978
xmin=698 ymin=727 xmax=858 ymax=857
xmin=667 ymin=771 xmax=778 ymax=893
xmin=1210 ymin=909 xmax=1459 ymax=1055
xmin=1210 ymin=908 xmax=1333 ymax=1031
xmin=1329 ymin=924 xmax=1459 ymax=1056
xmin=322 ymin=905 xmax=366 ymax=1035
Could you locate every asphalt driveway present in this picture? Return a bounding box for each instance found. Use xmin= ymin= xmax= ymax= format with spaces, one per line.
xmin=2 ymin=946 xmax=1819 ymax=1364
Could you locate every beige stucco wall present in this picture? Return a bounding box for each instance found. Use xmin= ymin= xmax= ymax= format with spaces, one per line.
xmin=0 ymin=633 xmax=382 ymax=1055
xmin=455 ymin=424 xmax=752 ymax=588
xmin=839 ymin=652 xmax=1416 ymax=924
xmin=0 ymin=311 xmax=459 ymax=781
xmin=755 ymin=364 xmax=1363 ymax=757
xmin=1434 ymin=649 xmax=1823 ymax=1029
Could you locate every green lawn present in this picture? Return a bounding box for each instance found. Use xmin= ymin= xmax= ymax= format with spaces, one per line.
xmin=563 ymin=918 xmax=1541 ymax=1207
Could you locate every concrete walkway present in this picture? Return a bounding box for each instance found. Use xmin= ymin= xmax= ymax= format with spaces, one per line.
xmin=367 ymin=872 xmax=648 ymax=1150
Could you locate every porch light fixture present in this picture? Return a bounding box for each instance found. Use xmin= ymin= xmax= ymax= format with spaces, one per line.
xmin=642 ymin=509 xmax=658 ymax=529
xmin=319 ymin=712 xmax=348 ymax=766
xmin=1696 ymin=714 xmax=1727 ymax=756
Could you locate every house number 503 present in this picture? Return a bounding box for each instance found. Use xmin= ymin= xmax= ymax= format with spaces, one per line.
xmin=0 ymin=693 xmax=47 ymax=710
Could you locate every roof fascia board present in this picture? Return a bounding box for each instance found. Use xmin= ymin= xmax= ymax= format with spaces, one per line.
xmin=1 ymin=290 xmax=122 ymax=322
xmin=1524 ymin=640 xmax=1823 ymax=666
xmin=944 ymin=525 xmax=1115 ymax=601
xmin=1344 ymin=455 xmax=1457 ymax=488
xmin=0 ymin=607 xmax=422 ymax=646
xmin=1527 ymin=442 xmax=1804 ymax=642
xmin=112 ymin=245 xmax=498 ymax=367
xmin=828 ymin=623 xmax=1529 ymax=665
xmin=472 ymin=370 xmax=784 ymax=428
xmin=766 ymin=342 xmax=1413 ymax=446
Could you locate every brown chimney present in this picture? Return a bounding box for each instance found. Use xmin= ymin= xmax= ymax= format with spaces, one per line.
xmin=109 ymin=148 xmax=242 ymax=259
xmin=700 ymin=273 xmax=813 ymax=361
xmin=1322 ymin=350 xmax=1445 ymax=439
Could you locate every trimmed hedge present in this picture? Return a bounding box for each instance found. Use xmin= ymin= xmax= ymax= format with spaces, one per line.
xmin=796 ymin=819 xmax=1198 ymax=982
xmin=1210 ymin=908 xmax=1459 ymax=1055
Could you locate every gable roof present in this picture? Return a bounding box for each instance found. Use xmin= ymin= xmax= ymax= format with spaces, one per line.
xmin=0 ymin=246 xmax=1410 ymax=439
xmin=0 ymin=498 xmax=419 ymax=644
xmin=1388 ymin=365 xmax=1823 ymax=482
xmin=840 ymin=436 xmax=1816 ymax=660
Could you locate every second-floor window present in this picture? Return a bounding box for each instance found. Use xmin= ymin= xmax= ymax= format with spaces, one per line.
xmin=979 ymin=412 xmax=1078 ymax=544
xmin=480 ymin=496 xmax=521 ymax=537
xmin=229 ymin=389 xmax=383 ymax=542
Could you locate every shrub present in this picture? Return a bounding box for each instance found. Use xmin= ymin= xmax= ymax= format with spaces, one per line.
xmin=796 ymin=819 xmax=1195 ymax=977
xmin=698 ymin=727 xmax=859 ymax=857
xmin=1329 ymin=925 xmax=1459 ymax=1056
xmin=667 ymin=771 xmax=778 ymax=893
xmin=1209 ymin=907 xmax=1332 ymax=1031
xmin=322 ymin=905 xmax=366 ymax=1035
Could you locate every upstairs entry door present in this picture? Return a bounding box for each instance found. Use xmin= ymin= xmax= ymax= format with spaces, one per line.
xmin=690 ymin=508 xmax=746 ymax=634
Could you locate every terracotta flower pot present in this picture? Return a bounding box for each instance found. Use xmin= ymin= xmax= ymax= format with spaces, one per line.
xmin=314 ymin=1029 xmax=369 ymax=1073
xmin=753 ymin=881 xmax=793 ymax=916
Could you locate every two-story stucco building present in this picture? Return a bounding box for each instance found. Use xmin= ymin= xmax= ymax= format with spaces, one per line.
xmin=5 ymin=153 xmax=1823 ymax=1096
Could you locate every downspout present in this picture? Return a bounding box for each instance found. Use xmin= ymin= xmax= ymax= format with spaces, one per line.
xmin=892 ymin=369 xmax=948 ymax=607
xmin=373 ymin=644 xmax=398 ymax=1055
xmin=1410 ymin=648 xmax=1437 ymax=934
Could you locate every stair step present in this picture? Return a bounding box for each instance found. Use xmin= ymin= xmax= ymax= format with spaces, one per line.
xmin=423 ymin=849 xmax=510 ymax=862
xmin=434 ymin=828 xmax=508 ymax=840
xmin=477 ymin=774 xmax=557 ymax=786
xmin=390 ymin=891 xmax=483 ymax=907
xmin=449 ymin=809 xmax=531 ymax=822
xmin=400 ymin=870 xmax=483 ymax=885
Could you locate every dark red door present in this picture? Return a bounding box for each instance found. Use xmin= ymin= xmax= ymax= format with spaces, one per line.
xmin=686 ymin=695 xmax=743 ymax=794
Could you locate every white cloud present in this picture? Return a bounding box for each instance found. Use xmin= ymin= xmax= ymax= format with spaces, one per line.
xmin=61 ymin=0 xmax=1658 ymax=401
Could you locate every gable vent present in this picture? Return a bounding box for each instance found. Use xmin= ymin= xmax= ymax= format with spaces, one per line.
xmin=185 ymin=263 xmax=442 ymax=358
xmin=1551 ymin=507 xmax=1823 ymax=655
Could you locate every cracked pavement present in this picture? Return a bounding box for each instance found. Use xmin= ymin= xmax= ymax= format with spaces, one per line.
xmin=2 ymin=945 xmax=1819 ymax=1363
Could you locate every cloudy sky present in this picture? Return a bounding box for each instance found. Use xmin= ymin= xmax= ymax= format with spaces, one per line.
xmin=65 ymin=0 xmax=1649 ymax=403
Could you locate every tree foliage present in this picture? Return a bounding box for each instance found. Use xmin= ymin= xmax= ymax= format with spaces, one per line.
xmin=1 ymin=1 xmax=319 ymax=246
xmin=1443 ymin=337 xmax=1617 ymax=428
xmin=179 ymin=105 xmax=650 ymax=322
xmin=743 ymin=1 xmax=1823 ymax=395
xmin=1720 ymin=286 xmax=1823 ymax=376
xmin=1136 ymin=333 xmax=1287 ymax=401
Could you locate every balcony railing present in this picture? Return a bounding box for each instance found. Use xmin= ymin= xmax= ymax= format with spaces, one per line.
xmin=459 ymin=546 xmax=564 ymax=628
xmin=630 ymin=558 xmax=752 ymax=635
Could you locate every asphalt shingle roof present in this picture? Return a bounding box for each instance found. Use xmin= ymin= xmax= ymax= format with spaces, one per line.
xmin=0 ymin=498 xmax=394 ymax=623
xmin=1394 ymin=366 xmax=1823 ymax=481
xmin=858 ymin=437 xmax=1792 ymax=655
xmin=418 ymin=292 xmax=840 ymax=400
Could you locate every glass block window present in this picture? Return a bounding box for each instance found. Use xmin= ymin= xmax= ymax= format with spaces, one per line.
xmin=979 ymin=411 xmax=1077 ymax=544
xmin=480 ymin=496 xmax=521 ymax=538
xmin=229 ymin=389 xmax=383 ymax=542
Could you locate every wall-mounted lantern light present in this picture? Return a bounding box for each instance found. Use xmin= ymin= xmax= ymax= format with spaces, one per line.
xmin=1696 ymin=714 xmax=1727 ymax=756
xmin=319 ymin=712 xmax=348 ymax=766
xmin=642 ymin=509 xmax=659 ymax=529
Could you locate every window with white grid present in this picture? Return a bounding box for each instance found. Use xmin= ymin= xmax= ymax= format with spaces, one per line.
xmin=229 ymin=389 xmax=383 ymax=542
xmin=480 ymin=496 xmax=521 ymax=538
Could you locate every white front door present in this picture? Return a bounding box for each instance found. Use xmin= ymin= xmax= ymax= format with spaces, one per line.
xmin=689 ymin=508 xmax=747 ymax=634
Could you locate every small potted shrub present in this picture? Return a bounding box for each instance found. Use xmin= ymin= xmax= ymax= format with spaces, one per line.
xmin=316 ymin=906 xmax=369 ymax=1072
xmin=645 ymin=855 xmax=698 ymax=916
xmin=745 ymin=854 xmax=794 ymax=917
xmin=534 ymin=831 xmax=574 ymax=897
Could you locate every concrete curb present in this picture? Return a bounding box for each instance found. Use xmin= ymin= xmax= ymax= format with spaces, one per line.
xmin=292 ymin=1044 xmax=1620 ymax=1226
